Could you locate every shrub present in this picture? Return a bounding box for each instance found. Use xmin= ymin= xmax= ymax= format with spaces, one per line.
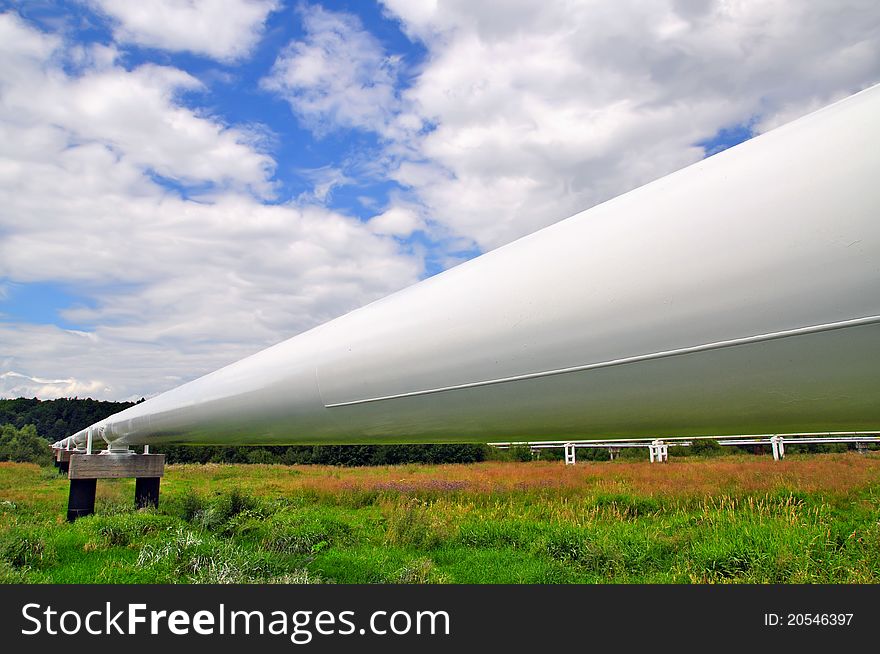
xmin=180 ymin=489 xmax=206 ymax=523
xmin=136 ymin=527 xmax=275 ymax=583
xmin=393 ymin=558 xmax=438 ymax=584
xmin=246 ymin=449 xmax=279 ymax=464
xmin=383 ymin=498 xmax=454 ymax=550
xmin=0 ymin=560 xmax=28 ymax=583
xmin=261 ymin=515 xmax=352 ymax=555
xmin=199 ymin=488 xmax=258 ymax=531
xmin=457 ymin=520 xmax=539 ymax=549
xmin=509 ymin=445 xmax=533 ymax=462
xmin=593 ymin=494 xmax=662 ymax=518
xmin=690 ymin=439 xmax=725 ymax=457
xmin=90 ymin=513 xmax=177 ymax=547
xmin=0 ymin=528 xmax=50 ymax=568
xmin=535 ymin=448 xmax=565 ymax=461
xmin=0 ymin=424 xmax=51 ymax=465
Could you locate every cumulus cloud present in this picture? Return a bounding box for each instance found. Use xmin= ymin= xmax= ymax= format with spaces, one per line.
xmin=0 ymin=369 xmax=108 ymax=401
xmin=368 ymin=205 xmax=423 ymax=237
xmin=0 ymin=12 xmax=422 ymax=400
xmin=88 ymin=0 xmax=278 ymax=61
xmin=368 ymin=0 xmax=880 ymax=249
xmin=296 ymin=165 xmax=356 ymax=202
xmin=0 ymin=14 xmax=275 ymax=198
xmin=262 ymin=4 xmax=409 ymax=137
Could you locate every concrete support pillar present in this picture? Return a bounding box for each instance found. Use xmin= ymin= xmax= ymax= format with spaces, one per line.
xmin=564 ymin=443 xmax=576 ymax=465
xmin=67 ymin=478 xmax=97 ymax=522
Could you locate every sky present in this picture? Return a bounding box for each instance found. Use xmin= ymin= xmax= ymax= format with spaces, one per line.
xmin=0 ymin=0 xmax=879 ymax=401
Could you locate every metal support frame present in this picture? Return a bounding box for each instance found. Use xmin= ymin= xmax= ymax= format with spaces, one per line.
xmin=648 ymin=439 xmax=668 ymax=463
xmin=770 ymin=435 xmax=785 ymax=461
xmin=490 ymin=431 xmax=879 ymax=463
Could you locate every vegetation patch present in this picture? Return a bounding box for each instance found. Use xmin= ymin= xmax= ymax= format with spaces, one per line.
xmin=1 ymin=453 xmax=879 ymax=583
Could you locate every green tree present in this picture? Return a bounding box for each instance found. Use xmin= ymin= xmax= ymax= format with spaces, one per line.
xmin=690 ymin=439 xmax=725 ymax=457
xmin=0 ymin=424 xmax=51 ymax=465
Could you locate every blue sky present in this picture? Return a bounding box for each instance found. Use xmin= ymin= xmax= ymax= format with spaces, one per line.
xmin=0 ymin=281 xmax=94 ymax=329
xmin=10 ymin=0 xmax=425 ymax=210
xmin=0 ymin=0 xmax=877 ymax=399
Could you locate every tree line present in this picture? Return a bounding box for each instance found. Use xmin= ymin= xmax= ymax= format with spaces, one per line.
xmin=0 ymin=397 xmax=139 ymax=443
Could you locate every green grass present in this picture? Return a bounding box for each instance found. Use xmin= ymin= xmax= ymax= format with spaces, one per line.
xmin=1 ymin=455 xmax=880 ymax=583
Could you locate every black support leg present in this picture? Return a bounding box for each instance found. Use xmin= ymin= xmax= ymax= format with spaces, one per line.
xmin=67 ymin=478 xmax=97 ymax=522
xmin=135 ymin=477 xmax=160 ymax=509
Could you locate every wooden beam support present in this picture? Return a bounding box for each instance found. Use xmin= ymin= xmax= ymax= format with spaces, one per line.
xmin=64 ymin=453 xmax=165 ymax=521
xmin=56 ymin=449 xmax=72 ymax=474
xmin=69 ymin=453 xmax=165 ymax=479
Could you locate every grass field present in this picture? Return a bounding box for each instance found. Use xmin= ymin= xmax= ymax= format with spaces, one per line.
xmin=2 ymin=453 xmax=880 ymax=583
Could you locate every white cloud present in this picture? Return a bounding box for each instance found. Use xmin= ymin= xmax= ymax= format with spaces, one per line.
xmin=372 ymin=0 xmax=880 ymax=250
xmin=0 ymin=14 xmax=275 ymax=198
xmin=88 ymin=0 xmax=278 ymax=61
xmin=368 ymin=205 xmax=423 ymax=237
xmin=0 ymin=12 xmax=422 ymax=400
xmin=296 ymin=165 xmax=355 ymax=202
xmin=0 ymin=369 xmax=108 ymax=401
xmin=262 ymin=4 xmax=407 ymax=137
xmin=0 ymin=9 xmax=58 ymax=60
